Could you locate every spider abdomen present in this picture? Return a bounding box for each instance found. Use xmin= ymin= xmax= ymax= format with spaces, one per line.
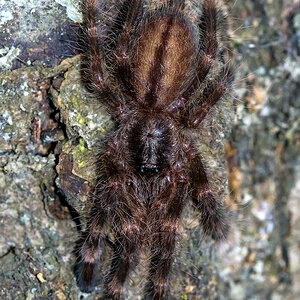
xmin=132 ymin=13 xmax=198 ymax=108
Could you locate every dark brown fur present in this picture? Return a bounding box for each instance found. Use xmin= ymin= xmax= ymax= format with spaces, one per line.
xmin=75 ymin=0 xmax=234 ymax=299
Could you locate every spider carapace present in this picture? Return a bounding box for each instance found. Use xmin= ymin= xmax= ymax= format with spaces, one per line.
xmin=75 ymin=0 xmax=234 ymax=299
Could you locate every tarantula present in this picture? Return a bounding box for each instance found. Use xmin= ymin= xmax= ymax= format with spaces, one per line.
xmin=75 ymin=0 xmax=233 ymax=298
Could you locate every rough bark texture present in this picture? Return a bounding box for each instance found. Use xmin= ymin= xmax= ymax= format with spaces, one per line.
xmin=0 ymin=0 xmax=300 ymax=299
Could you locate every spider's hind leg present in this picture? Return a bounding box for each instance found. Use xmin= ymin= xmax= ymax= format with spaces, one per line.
xmin=183 ymin=0 xmax=221 ymax=98
xmin=187 ymin=64 xmax=234 ymax=128
xmin=82 ymin=0 xmax=127 ymax=116
xmin=112 ymin=0 xmax=145 ymax=98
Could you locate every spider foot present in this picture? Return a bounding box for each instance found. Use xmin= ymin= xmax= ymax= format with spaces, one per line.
xmin=106 ymin=279 xmax=124 ymax=300
xmin=144 ymin=279 xmax=168 ymax=300
xmin=201 ymin=205 xmax=231 ymax=241
xmin=198 ymin=193 xmax=231 ymax=241
xmin=75 ymin=260 xmax=100 ymax=293
xmin=201 ymin=209 xmax=230 ymax=241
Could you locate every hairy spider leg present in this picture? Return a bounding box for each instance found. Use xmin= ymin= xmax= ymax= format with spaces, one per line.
xmin=106 ymin=180 xmax=145 ymax=299
xmin=75 ymin=139 xmax=140 ymax=293
xmin=112 ymin=0 xmax=145 ymax=99
xmin=167 ymin=0 xmax=186 ymax=10
xmin=166 ymin=0 xmax=232 ymax=125
xmin=116 ymin=0 xmax=144 ymax=56
xmin=145 ymin=170 xmax=189 ymax=299
xmin=183 ymin=0 xmax=219 ymax=99
xmin=187 ymin=64 xmax=234 ymax=128
xmin=188 ymin=147 xmax=230 ymax=240
xmin=84 ymin=0 xmax=127 ymax=116
xmin=75 ymin=205 xmax=106 ymax=292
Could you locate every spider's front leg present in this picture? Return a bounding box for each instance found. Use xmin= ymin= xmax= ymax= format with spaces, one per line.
xmin=75 ymin=202 xmax=107 ymax=293
xmin=188 ymin=148 xmax=230 ymax=240
xmin=145 ymin=172 xmax=189 ymax=299
xmin=75 ymin=172 xmax=122 ymax=292
xmin=75 ymin=142 xmax=141 ymax=295
xmin=105 ymin=177 xmax=144 ymax=299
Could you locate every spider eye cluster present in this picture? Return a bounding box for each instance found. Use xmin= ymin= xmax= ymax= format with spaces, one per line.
xmin=140 ymin=164 xmax=159 ymax=175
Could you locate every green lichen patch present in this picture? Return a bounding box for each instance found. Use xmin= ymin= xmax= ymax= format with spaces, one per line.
xmin=53 ymin=56 xmax=114 ymax=150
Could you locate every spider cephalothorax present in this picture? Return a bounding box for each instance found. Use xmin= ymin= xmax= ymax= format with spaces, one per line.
xmin=127 ymin=114 xmax=174 ymax=174
xmin=75 ymin=0 xmax=234 ymax=298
